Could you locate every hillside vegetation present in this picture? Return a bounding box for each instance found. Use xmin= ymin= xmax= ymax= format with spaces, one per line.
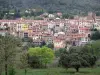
xmin=6 ymin=0 xmax=100 ymax=13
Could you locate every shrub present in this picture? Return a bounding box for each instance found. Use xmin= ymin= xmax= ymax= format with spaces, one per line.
xmin=28 ymin=46 xmax=54 ymax=68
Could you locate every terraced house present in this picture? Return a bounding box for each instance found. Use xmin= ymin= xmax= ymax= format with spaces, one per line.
xmin=0 ymin=12 xmax=99 ymax=49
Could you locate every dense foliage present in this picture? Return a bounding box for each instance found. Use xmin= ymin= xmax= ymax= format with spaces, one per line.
xmin=89 ymin=40 xmax=100 ymax=58
xmin=0 ymin=35 xmax=100 ymax=74
xmin=90 ymin=31 xmax=100 ymax=40
xmin=46 ymin=43 xmax=54 ymax=49
xmin=0 ymin=35 xmax=21 ymax=75
xmin=1 ymin=0 xmax=100 ymax=15
xmin=59 ymin=46 xmax=97 ymax=72
xmin=55 ymin=48 xmax=66 ymax=57
xmin=28 ymin=46 xmax=54 ymax=68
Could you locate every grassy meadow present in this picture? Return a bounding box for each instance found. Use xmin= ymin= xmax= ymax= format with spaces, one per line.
xmin=10 ymin=67 xmax=100 ymax=75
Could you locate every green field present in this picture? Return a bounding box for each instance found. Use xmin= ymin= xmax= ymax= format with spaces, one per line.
xmin=12 ymin=67 xmax=100 ymax=75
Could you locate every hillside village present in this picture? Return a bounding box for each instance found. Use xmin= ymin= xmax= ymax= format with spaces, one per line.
xmin=0 ymin=12 xmax=100 ymax=49
xmin=1 ymin=0 xmax=100 ymax=74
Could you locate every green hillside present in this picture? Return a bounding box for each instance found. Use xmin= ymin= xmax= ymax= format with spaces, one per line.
xmin=1 ymin=0 xmax=100 ymax=13
xmin=10 ymin=0 xmax=100 ymax=13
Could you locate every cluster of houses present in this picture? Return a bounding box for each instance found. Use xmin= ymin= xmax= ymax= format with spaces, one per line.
xmin=0 ymin=12 xmax=100 ymax=49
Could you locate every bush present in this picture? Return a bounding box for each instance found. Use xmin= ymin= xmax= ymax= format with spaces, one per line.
xmin=28 ymin=56 xmax=43 ymax=68
xmin=28 ymin=46 xmax=54 ymax=68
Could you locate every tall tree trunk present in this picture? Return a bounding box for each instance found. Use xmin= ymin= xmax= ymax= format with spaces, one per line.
xmin=25 ymin=69 xmax=27 ymax=75
xmin=45 ymin=63 xmax=47 ymax=68
xmin=5 ymin=64 xmax=8 ymax=75
xmin=76 ymin=67 xmax=79 ymax=72
xmin=0 ymin=65 xmax=2 ymax=75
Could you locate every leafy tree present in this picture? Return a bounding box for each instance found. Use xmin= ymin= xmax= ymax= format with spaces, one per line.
xmin=34 ymin=17 xmax=43 ymax=20
xmin=55 ymin=48 xmax=66 ymax=57
xmin=48 ymin=11 xmax=56 ymax=14
xmin=0 ymin=36 xmax=3 ymax=75
xmin=20 ymin=10 xmax=26 ymax=17
xmin=28 ymin=46 xmax=54 ymax=68
xmin=62 ymin=14 xmax=74 ymax=19
xmin=28 ymin=56 xmax=42 ymax=68
xmin=86 ymin=41 xmax=100 ymax=58
xmin=47 ymin=43 xmax=54 ymax=49
xmin=90 ymin=31 xmax=100 ymax=40
xmin=90 ymin=28 xmax=97 ymax=31
xmin=62 ymin=14 xmax=69 ymax=19
xmin=81 ymin=44 xmax=100 ymax=66
xmin=40 ymin=41 xmax=46 ymax=47
xmin=1 ymin=0 xmax=100 ymax=15
xmin=96 ymin=11 xmax=100 ymax=16
xmin=0 ymin=46 xmax=3 ymax=75
xmin=0 ymin=35 xmax=21 ymax=75
xmin=59 ymin=47 xmax=97 ymax=72
xmin=20 ymin=52 xmax=29 ymax=75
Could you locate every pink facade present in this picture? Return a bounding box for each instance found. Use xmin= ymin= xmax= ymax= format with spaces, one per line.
xmin=0 ymin=12 xmax=99 ymax=49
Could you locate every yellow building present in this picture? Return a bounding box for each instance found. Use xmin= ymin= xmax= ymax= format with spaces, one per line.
xmin=22 ymin=24 xmax=28 ymax=31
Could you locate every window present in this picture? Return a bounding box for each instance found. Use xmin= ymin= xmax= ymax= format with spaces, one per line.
xmin=24 ymin=33 xmax=28 ymax=38
xmin=56 ymin=25 xmax=59 ymax=27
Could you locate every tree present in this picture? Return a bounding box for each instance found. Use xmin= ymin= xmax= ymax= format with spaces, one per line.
xmin=0 ymin=36 xmax=3 ymax=75
xmin=34 ymin=17 xmax=43 ymax=20
xmin=0 ymin=35 xmax=21 ymax=75
xmin=47 ymin=43 xmax=54 ymax=49
xmin=40 ymin=41 xmax=46 ymax=47
xmin=90 ymin=31 xmax=100 ymax=40
xmin=85 ymin=41 xmax=100 ymax=58
xmin=55 ymin=48 xmax=66 ymax=57
xmin=28 ymin=56 xmax=42 ymax=68
xmin=59 ymin=47 xmax=97 ymax=72
xmin=20 ymin=52 xmax=29 ymax=75
xmin=0 ymin=46 xmax=3 ymax=75
xmin=62 ymin=14 xmax=74 ymax=19
xmin=96 ymin=11 xmax=100 ymax=16
xmin=28 ymin=46 xmax=54 ymax=68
